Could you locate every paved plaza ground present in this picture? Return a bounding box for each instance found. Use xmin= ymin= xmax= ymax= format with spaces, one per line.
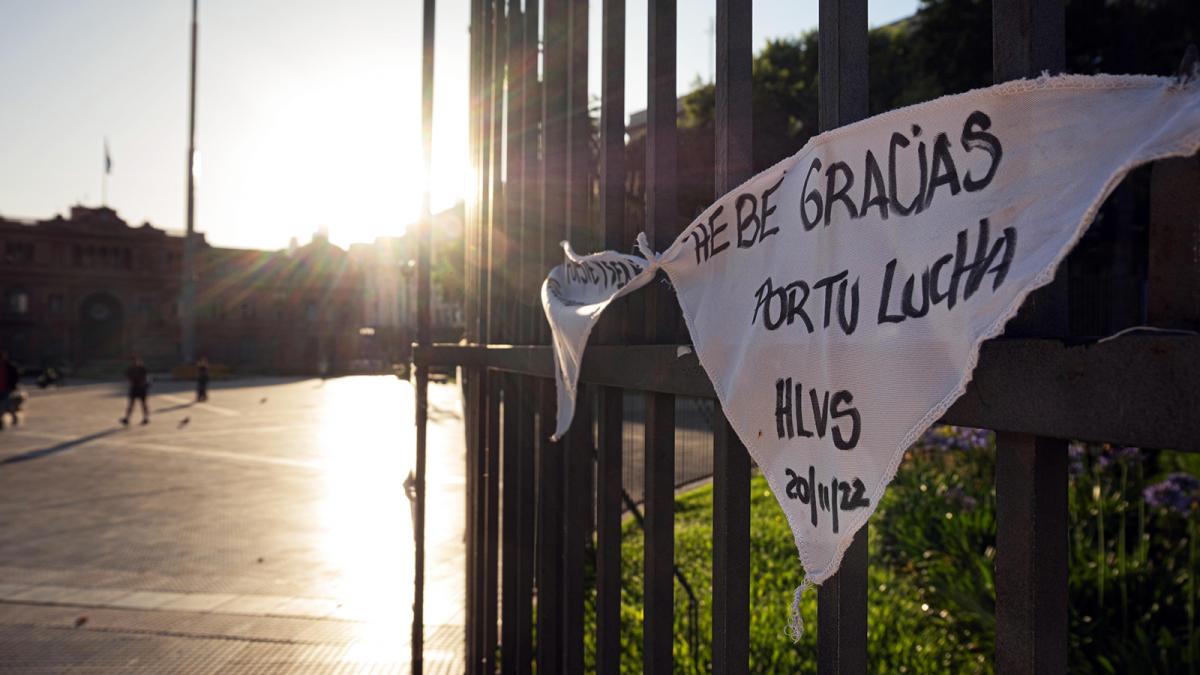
xmin=0 ymin=375 xmax=466 ymax=673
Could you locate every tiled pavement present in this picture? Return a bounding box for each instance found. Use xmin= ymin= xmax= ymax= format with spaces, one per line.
xmin=0 ymin=376 xmax=467 ymax=673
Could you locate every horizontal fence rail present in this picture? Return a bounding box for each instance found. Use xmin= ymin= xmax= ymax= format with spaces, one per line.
xmin=416 ymin=337 xmax=1200 ymax=455
xmin=408 ymin=0 xmax=1200 ymax=672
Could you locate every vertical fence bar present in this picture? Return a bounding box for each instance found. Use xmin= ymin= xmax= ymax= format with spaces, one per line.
xmin=465 ymin=383 xmax=477 ymax=674
xmin=467 ymin=4 xmax=489 ymax=665
xmin=524 ymin=0 xmax=543 ymax=345
xmin=711 ymin=406 xmax=750 ymax=675
xmin=538 ymin=0 xmax=570 ymax=669
xmin=487 ymin=0 xmax=506 ymax=344
xmin=465 ymin=0 xmax=494 ymax=665
xmin=480 ymin=2 xmax=508 ymax=671
xmin=469 ymin=0 xmax=481 ymax=220
xmin=470 ymin=369 xmax=490 ymax=675
xmin=993 ymin=0 xmax=1067 ymax=336
xmin=467 ymin=0 xmax=480 ymax=368
xmin=471 ymin=0 xmax=496 ymax=665
xmin=991 ymin=2 xmax=1068 ymax=673
xmin=714 ymin=0 xmax=752 ymax=193
xmin=595 ymin=0 xmax=626 ymax=671
xmin=501 ymin=380 xmax=521 ymax=674
xmin=567 ymin=0 xmax=590 ymax=251
xmin=412 ymin=1 xmax=436 ymax=673
xmin=644 ymin=0 xmax=678 ymax=671
xmin=817 ymin=0 xmax=868 ymax=133
xmin=537 ymin=380 xmax=565 ymax=671
xmin=710 ymin=415 xmax=748 ymax=672
xmin=503 ymin=374 xmax=537 ymax=675
xmin=516 ymin=1 xmax=541 ymax=670
xmin=515 ymin=379 xmax=536 ymax=673
xmin=468 ymin=0 xmax=480 ymax=295
xmin=483 ymin=373 xmax=501 ymax=673
xmin=473 ymin=0 xmax=493 ymax=344
xmin=1147 ymin=156 xmax=1200 ymax=328
xmin=481 ymin=0 xmax=502 ymax=345
xmin=643 ymin=391 xmax=676 ymax=673
xmin=994 ymin=433 xmax=1068 ymax=674
xmin=500 ymin=1 xmax=528 ymax=672
xmin=563 ymin=0 xmax=592 ymax=671
xmin=465 ymin=358 xmax=480 ymax=670
xmin=595 ymin=385 xmax=623 ymax=675
xmin=816 ymin=529 xmax=868 ymax=673
xmin=711 ymin=1 xmax=753 ymax=673
xmin=541 ymin=0 xmax=568 ymax=337
xmin=815 ymin=0 xmax=868 ymax=672
xmin=564 ymin=386 xmax=593 ymax=675
xmin=515 ymin=375 xmax=536 ymax=672
xmin=504 ymin=0 xmax=525 ymax=350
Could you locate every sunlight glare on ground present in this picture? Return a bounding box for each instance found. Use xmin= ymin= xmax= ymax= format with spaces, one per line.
xmin=314 ymin=376 xmax=416 ymax=659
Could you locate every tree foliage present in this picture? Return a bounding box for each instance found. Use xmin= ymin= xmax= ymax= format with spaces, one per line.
xmin=623 ymin=0 xmax=1198 ymax=222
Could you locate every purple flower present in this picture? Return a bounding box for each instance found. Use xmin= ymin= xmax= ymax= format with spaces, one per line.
xmin=1068 ymin=442 xmax=1087 ymax=477
xmin=919 ymin=425 xmax=992 ymax=453
xmin=1143 ymin=473 xmax=1200 ymax=516
xmin=1097 ymin=444 xmax=1143 ymax=469
xmin=943 ymin=485 xmax=978 ymax=510
xmin=1115 ymin=446 xmax=1143 ymax=462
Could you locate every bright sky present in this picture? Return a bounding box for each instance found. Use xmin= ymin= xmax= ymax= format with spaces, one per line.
xmin=0 ymin=0 xmax=916 ymax=251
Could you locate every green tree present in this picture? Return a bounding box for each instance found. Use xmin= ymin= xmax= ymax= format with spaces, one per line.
xmin=624 ymin=0 xmax=1195 ymax=223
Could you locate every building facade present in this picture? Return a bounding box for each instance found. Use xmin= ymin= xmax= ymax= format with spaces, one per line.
xmin=0 ymin=206 xmax=425 ymax=373
xmin=0 ymin=207 xmax=185 ymax=370
xmin=347 ymin=204 xmax=465 ymax=350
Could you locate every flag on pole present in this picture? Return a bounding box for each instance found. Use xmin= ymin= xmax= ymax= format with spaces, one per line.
xmin=104 ymin=138 xmax=112 ymax=174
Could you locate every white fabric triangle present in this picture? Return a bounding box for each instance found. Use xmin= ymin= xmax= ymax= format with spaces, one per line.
xmin=542 ymin=74 xmax=1200 ymax=599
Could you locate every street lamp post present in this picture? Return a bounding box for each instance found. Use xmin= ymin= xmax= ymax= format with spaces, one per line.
xmin=180 ymin=0 xmax=199 ymax=364
xmin=404 ymin=258 xmax=418 ymax=329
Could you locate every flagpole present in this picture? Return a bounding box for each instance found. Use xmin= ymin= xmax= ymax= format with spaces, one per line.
xmin=102 ymin=139 xmax=109 ymax=207
xmin=181 ymin=0 xmax=198 ymax=364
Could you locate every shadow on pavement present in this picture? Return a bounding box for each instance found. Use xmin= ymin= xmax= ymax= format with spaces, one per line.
xmin=29 ymin=376 xmax=319 ymax=400
xmin=153 ymin=401 xmax=197 ymax=414
xmin=0 ymin=428 xmax=125 ymax=466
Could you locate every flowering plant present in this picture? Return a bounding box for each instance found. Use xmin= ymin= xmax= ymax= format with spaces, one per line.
xmin=1143 ymin=472 xmax=1200 ymax=516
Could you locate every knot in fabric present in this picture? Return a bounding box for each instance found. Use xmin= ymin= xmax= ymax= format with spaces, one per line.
xmin=635 ymin=231 xmax=663 ymax=271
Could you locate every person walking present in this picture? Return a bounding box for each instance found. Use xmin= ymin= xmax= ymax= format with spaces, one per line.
xmin=0 ymin=351 xmax=19 ymax=430
xmin=196 ymin=357 xmax=209 ymax=402
xmin=120 ymin=356 xmax=151 ymax=426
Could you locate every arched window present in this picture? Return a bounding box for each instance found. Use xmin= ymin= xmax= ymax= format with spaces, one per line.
xmin=4 ymin=241 xmax=34 ymax=263
xmin=7 ymin=290 xmax=30 ymax=315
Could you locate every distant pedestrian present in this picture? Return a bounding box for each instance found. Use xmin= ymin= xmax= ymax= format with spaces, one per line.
xmin=120 ymin=356 xmax=150 ymax=426
xmin=196 ymin=357 xmax=210 ymax=402
xmin=0 ymin=351 xmax=19 ymax=430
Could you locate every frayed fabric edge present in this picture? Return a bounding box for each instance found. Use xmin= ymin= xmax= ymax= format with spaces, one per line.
xmin=788 ymin=578 xmax=815 ymax=642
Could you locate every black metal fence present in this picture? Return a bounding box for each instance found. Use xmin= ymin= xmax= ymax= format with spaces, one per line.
xmin=409 ymin=0 xmax=1200 ymax=672
xmin=620 ymin=394 xmax=716 ymax=503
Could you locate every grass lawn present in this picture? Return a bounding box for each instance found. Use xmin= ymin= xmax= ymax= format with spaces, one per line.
xmin=584 ymin=428 xmax=1200 ymax=673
